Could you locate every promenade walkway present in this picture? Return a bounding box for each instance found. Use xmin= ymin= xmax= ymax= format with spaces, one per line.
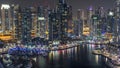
xmin=93 ymin=50 xmax=118 ymax=60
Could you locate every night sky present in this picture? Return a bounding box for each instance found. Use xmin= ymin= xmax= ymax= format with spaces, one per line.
xmin=0 ymin=0 xmax=115 ymax=16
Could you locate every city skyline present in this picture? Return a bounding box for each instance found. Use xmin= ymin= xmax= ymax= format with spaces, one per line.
xmin=0 ymin=0 xmax=115 ymax=16
xmin=0 ymin=0 xmax=120 ymax=68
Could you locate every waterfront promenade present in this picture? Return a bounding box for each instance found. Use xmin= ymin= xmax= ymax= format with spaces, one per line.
xmin=92 ymin=50 xmax=118 ymax=60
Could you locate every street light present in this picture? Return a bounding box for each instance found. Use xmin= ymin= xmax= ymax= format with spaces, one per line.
xmin=108 ymin=11 xmax=114 ymax=16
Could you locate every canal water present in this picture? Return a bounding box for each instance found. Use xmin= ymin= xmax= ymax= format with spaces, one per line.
xmin=36 ymin=44 xmax=109 ymax=68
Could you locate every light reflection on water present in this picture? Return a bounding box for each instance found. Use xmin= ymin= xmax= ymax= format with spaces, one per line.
xmin=48 ymin=47 xmax=78 ymax=61
xmin=95 ymin=55 xmax=99 ymax=64
xmin=36 ymin=44 xmax=108 ymax=68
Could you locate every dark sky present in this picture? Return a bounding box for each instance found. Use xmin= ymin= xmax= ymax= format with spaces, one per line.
xmin=0 ymin=0 xmax=115 ymax=16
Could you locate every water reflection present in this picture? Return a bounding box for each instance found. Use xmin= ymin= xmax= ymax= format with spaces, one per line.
xmin=36 ymin=44 xmax=109 ymax=68
xmin=37 ymin=56 xmax=46 ymax=68
xmin=95 ymin=55 xmax=99 ymax=64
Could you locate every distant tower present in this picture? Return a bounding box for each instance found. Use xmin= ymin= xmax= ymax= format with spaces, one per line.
xmin=77 ymin=9 xmax=85 ymax=20
xmin=87 ymin=6 xmax=94 ymax=36
xmin=87 ymin=6 xmax=94 ymax=20
xmin=14 ymin=5 xmax=22 ymax=41
xmin=37 ymin=6 xmax=46 ymax=38
xmin=57 ymin=0 xmax=70 ymax=43
xmin=107 ymin=9 xmax=115 ymax=33
xmin=67 ymin=5 xmax=73 ymax=37
xmin=1 ymin=4 xmax=12 ymax=33
xmin=77 ymin=9 xmax=84 ymax=36
xmin=116 ymin=0 xmax=120 ymax=17
xmin=115 ymin=0 xmax=120 ymax=44
xmin=48 ymin=0 xmax=70 ymax=44
xmin=21 ymin=8 xmax=32 ymax=45
xmin=49 ymin=10 xmax=60 ymax=41
xmin=96 ymin=7 xmax=105 ymax=18
xmin=91 ymin=7 xmax=104 ymax=38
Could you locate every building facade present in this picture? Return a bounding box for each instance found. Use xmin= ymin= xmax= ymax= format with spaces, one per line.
xmin=1 ymin=4 xmax=12 ymax=33
xmin=21 ymin=8 xmax=32 ymax=44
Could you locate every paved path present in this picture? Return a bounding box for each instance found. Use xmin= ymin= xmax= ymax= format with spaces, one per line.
xmin=93 ymin=50 xmax=118 ymax=60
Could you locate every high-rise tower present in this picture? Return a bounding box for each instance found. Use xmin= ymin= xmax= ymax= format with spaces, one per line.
xmin=57 ymin=0 xmax=70 ymax=43
xmin=115 ymin=0 xmax=120 ymax=44
xmin=87 ymin=7 xmax=94 ymax=36
xmin=21 ymin=8 xmax=32 ymax=45
xmin=1 ymin=4 xmax=12 ymax=33
xmin=48 ymin=0 xmax=72 ymax=44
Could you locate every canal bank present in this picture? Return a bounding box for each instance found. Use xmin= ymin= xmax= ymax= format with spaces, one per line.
xmin=0 ymin=44 xmax=110 ymax=68
xmin=35 ymin=44 xmax=109 ymax=68
xmin=50 ymin=44 xmax=79 ymax=51
xmin=92 ymin=48 xmax=120 ymax=68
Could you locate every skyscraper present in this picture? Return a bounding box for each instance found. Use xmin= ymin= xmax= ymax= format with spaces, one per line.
xmin=91 ymin=15 xmax=100 ymax=38
xmin=100 ymin=9 xmax=114 ymax=40
xmin=74 ymin=20 xmax=79 ymax=36
xmin=67 ymin=6 xmax=73 ymax=37
xmin=14 ymin=5 xmax=22 ymax=41
xmin=49 ymin=0 xmax=71 ymax=44
xmin=57 ymin=0 xmax=70 ymax=43
xmin=77 ymin=9 xmax=84 ymax=37
xmin=115 ymin=0 xmax=120 ymax=44
xmin=91 ymin=7 xmax=104 ymax=39
xmin=107 ymin=9 xmax=115 ymax=33
xmin=10 ymin=4 xmax=15 ymax=31
xmin=87 ymin=6 xmax=94 ymax=36
xmin=21 ymin=8 xmax=32 ymax=44
xmin=44 ymin=7 xmax=50 ymax=40
xmin=49 ymin=10 xmax=60 ymax=42
xmin=1 ymin=4 xmax=12 ymax=33
xmin=30 ymin=7 xmax=37 ymax=37
xmin=37 ymin=6 xmax=46 ymax=38
xmin=77 ymin=9 xmax=85 ymax=22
